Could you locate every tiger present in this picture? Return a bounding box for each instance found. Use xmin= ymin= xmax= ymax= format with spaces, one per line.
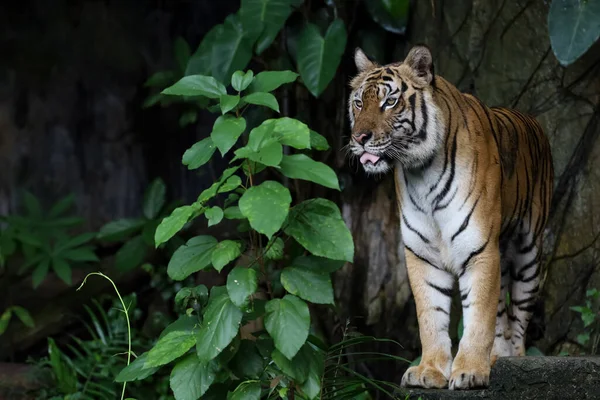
xmin=347 ymin=45 xmax=554 ymax=390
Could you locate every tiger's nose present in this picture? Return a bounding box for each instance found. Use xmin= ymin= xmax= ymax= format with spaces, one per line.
xmin=353 ymin=132 xmax=372 ymax=145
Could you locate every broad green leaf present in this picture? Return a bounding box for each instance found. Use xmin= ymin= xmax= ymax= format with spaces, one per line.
xmin=224 ymin=206 xmax=245 ymax=220
xmin=11 ymin=306 xmax=34 ymax=328
xmin=182 ymin=137 xmax=217 ymax=170
xmin=227 ymin=266 xmax=257 ymax=307
xmin=162 ymin=75 xmax=227 ymax=98
xmin=284 ymin=199 xmax=354 ymax=262
xmin=365 ymin=0 xmax=409 ymax=34
xmin=174 ymin=37 xmax=191 ymax=74
xmin=227 ymin=381 xmax=261 ymax=400
xmin=170 ymin=354 xmax=217 ymax=400
xmin=298 ymin=344 xmax=324 ymax=399
xmin=155 ymin=205 xmax=197 ymax=246
xmin=146 ymin=330 xmax=196 ymax=368
xmin=242 ymin=92 xmax=280 ymax=112
xmin=549 ymin=0 xmax=600 ymax=66
xmin=279 ymin=154 xmax=339 ymax=190
xmin=291 ymin=255 xmax=345 ymax=273
xmin=186 ymin=25 xmax=222 ymax=76
xmin=241 ymin=0 xmax=294 ymax=54
xmin=61 ymin=247 xmax=99 ymax=262
xmin=196 ymin=289 xmax=243 ymax=361
xmin=234 ymin=121 xmax=282 ymax=166
xmin=211 ymin=116 xmax=247 ymax=156
xmin=145 ymin=70 xmax=177 ymax=88
xmin=212 ymin=15 xmax=254 ymax=84
xmin=526 ymin=346 xmax=545 ymax=356
xmin=115 ymin=235 xmax=148 ymax=272
xmin=230 ymin=340 xmax=264 ymax=378
xmin=309 ymin=130 xmax=329 ymax=150
xmin=198 ymin=166 xmax=241 ymax=203
xmin=220 ymin=94 xmax=240 ymax=115
xmin=218 ymin=175 xmax=243 ymax=193
xmin=179 ymin=110 xmax=198 ymax=127
xmin=115 ymin=353 xmax=159 ymax=382
xmin=205 ymin=206 xmax=224 ymax=227
xmin=160 ymin=315 xmax=198 ymax=339
xmin=281 ymin=265 xmax=334 ymax=304
xmin=168 ymin=236 xmax=218 ymax=280
xmin=264 ymin=295 xmax=310 ymax=359
xmin=231 ymin=70 xmax=254 ymax=91
xmin=239 ymin=181 xmax=291 ymax=238
xmin=52 ymin=257 xmax=72 ymax=285
xmin=272 ymin=348 xmax=309 ymax=382
xmin=248 ymin=70 xmax=298 ymax=93
xmin=97 ymin=219 xmax=146 ymax=242
xmin=211 ymin=240 xmax=242 ymax=272
xmin=143 ymin=178 xmax=167 ymax=219
xmin=297 ymin=20 xmax=347 ymax=97
xmin=0 ymin=309 xmax=11 ymax=334
xmin=22 ymin=191 xmax=42 ymax=217
xmin=32 ymin=258 xmax=50 ymax=289
xmin=271 ymin=117 xmax=311 ymax=149
xmin=48 ymin=194 xmax=75 ymax=217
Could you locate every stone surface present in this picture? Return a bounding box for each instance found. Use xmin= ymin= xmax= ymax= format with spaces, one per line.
xmin=402 ymin=357 xmax=600 ymax=400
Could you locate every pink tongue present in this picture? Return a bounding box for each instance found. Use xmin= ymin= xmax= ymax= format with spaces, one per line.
xmin=360 ymin=152 xmax=381 ymax=165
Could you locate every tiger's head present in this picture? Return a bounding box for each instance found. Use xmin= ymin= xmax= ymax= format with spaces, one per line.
xmin=347 ymin=45 xmax=443 ymax=174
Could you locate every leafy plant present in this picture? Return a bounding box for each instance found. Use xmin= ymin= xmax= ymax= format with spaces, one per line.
xmin=97 ymin=178 xmax=182 ymax=272
xmin=548 ymin=0 xmax=600 ymax=66
xmin=0 ymin=305 xmax=34 ymax=335
xmin=571 ymin=288 xmax=600 ymax=353
xmin=0 ymin=192 xmax=98 ymax=288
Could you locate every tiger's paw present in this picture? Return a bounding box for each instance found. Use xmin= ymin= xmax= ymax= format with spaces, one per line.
xmin=401 ymin=365 xmax=448 ymax=389
xmin=448 ymin=367 xmax=490 ymax=390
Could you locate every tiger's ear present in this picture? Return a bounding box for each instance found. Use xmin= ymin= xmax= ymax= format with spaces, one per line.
xmin=354 ymin=48 xmax=376 ymax=72
xmin=404 ymin=45 xmax=434 ymax=85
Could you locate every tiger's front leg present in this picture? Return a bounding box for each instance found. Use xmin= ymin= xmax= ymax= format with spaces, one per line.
xmin=450 ymin=239 xmax=500 ymax=390
xmin=401 ymin=249 xmax=454 ymax=389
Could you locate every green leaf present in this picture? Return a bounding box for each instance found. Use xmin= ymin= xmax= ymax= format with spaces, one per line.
xmin=224 ymin=206 xmax=245 ymax=220
xmin=272 ymin=348 xmax=309 ymax=382
xmin=179 ymin=110 xmax=198 ymax=127
xmin=57 ymin=232 xmax=96 ymax=251
xmin=241 ymin=0 xmax=294 ymax=54
xmin=174 ymin=37 xmax=191 ymax=73
xmin=230 ymin=340 xmax=264 ymax=378
xmin=146 ymin=330 xmax=196 ymax=368
xmin=0 ymin=309 xmax=11 ymax=335
xmin=143 ymin=178 xmax=167 ymax=219
xmin=145 ymin=70 xmax=177 ymax=88
xmin=284 ymin=198 xmax=354 ymax=262
xmin=577 ymin=332 xmax=591 ymax=346
xmin=97 ymin=219 xmax=146 ymax=242
xmin=227 ymin=266 xmax=257 ymax=307
xmin=291 ymin=255 xmax=345 ymax=273
xmin=457 ymin=316 xmax=464 ymax=341
xmin=196 ymin=289 xmax=243 ymax=361
xmin=61 ymin=247 xmax=99 ymax=262
xmin=182 ymin=137 xmax=217 ymax=170
xmin=549 ymin=0 xmax=600 ymax=66
xmin=198 ymin=166 xmax=241 ymax=203
xmin=234 ymin=132 xmax=283 ymax=167
xmin=115 ymin=235 xmax=148 ymax=272
xmin=239 ymin=181 xmax=291 ymax=238
xmin=298 ymin=344 xmax=324 ymax=399
xmin=11 ymin=306 xmax=34 ymax=328
xmin=170 ymin=354 xmax=217 ymax=400
xmin=265 ymin=295 xmax=310 ymax=359
xmin=115 ymin=353 xmax=159 ymax=382
xmin=52 ymin=258 xmax=72 ymax=285
xmin=231 ymin=70 xmax=254 ymax=92
xmin=32 ymin=258 xmax=50 ymax=288
xmin=212 ymin=15 xmax=254 ymax=84
xmin=22 ymin=191 xmax=42 ymax=217
xmin=227 ymin=381 xmax=261 ymax=400
xmin=205 ymin=206 xmax=224 ymax=227
xmin=219 ymin=175 xmax=243 ymax=193
xmin=211 ymin=240 xmax=242 ymax=272
xmin=271 ymin=117 xmax=311 ymax=149
xmin=265 ymin=237 xmax=284 ymax=260
xmin=155 ymin=205 xmax=197 ymax=247
xmin=220 ymin=94 xmax=240 ymax=115
xmin=309 ymin=130 xmax=329 ymax=150
xmin=281 ymin=264 xmax=334 ymax=304
xmin=242 ymin=92 xmax=280 ymax=112
xmin=49 ymin=194 xmax=75 ymax=217
xmin=162 ymin=75 xmax=227 ymax=98
xmin=279 ymin=154 xmax=339 ymax=190
xmin=248 ymin=70 xmax=298 ymax=93
xmin=211 ymin=116 xmax=247 ymax=156
xmin=186 ymin=25 xmax=222 ymax=76
xmin=365 ymin=0 xmax=409 ymax=34
xmin=168 ymin=236 xmax=218 ymax=280
xmin=297 ymin=19 xmax=347 ymax=97
xmin=526 ymin=346 xmax=545 ymax=356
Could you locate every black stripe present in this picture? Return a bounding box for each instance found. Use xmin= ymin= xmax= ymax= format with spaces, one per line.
xmin=402 ymin=214 xmax=430 ymax=244
xmin=458 ymin=227 xmax=493 ymax=277
xmin=426 ymin=281 xmax=454 ymax=297
xmin=404 ymin=244 xmax=440 ymax=270
xmin=451 ymin=194 xmax=481 ymax=241
xmin=434 ymin=306 xmax=449 ymax=315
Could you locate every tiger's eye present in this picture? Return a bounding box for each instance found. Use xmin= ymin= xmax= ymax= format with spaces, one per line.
xmin=386 ymin=97 xmax=396 ymax=106
xmin=354 ymin=100 xmax=363 ymax=109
